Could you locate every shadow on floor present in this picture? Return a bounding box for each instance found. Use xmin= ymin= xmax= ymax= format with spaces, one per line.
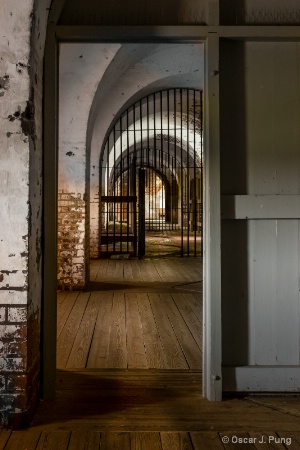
xmin=31 ymin=370 xmax=202 ymax=429
xmin=87 ymin=281 xmax=202 ymax=293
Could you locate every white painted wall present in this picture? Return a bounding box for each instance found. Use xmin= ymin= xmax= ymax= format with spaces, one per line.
xmin=59 ymin=44 xmax=121 ymax=192
xmin=0 ymin=0 xmax=32 ymax=294
xmin=0 ymin=0 xmax=50 ymax=425
xmin=221 ymin=41 xmax=300 ymax=391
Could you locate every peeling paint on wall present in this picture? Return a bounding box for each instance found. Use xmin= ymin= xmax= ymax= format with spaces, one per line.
xmin=0 ymin=0 xmax=50 ymax=428
xmin=0 ymin=75 xmax=10 ymax=96
xmin=20 ymin=98 xmax=36 ymax=139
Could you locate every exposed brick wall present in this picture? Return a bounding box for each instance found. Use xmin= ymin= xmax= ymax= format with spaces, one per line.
xmin=0 ymin=304 xmax=39 ymax=427
xmin=57 ymin=191 xmax=86 ymax=289
xmin=0 ymin=309 xmax=41 ymax=427
xmin=85 ymin=193 xmax=90 ymax=286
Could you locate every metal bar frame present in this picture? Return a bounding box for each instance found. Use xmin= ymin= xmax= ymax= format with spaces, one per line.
xmin=101 ymin=88 xmax=203 ymax=256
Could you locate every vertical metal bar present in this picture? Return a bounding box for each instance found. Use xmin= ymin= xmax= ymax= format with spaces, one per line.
xmin=147 ymin=170 xmax=150 ymax=232
xmin=132 ymin=104 xmax=137 ymax=256
xmin=120 ymin=114 xmax=123 ymax=253
xmin=171 ymin=156 xmax=174 ymax=231
xmin=193 ymin=89 xmax=197 ymax=257
xmin=152 ymin=168 xmax=154 ymax=231
xmin=132 ymin=154 xmax=137 ymax=257
xmin=113 ymin=125 xmax=116 ymax=253
xmin=150 ymin=167 xmax=152 ymax=231
xmin=187 ymin=89 xmax=190 ymax=256
xmin=173 ymin=89 xmax=177 ymax=236
xmin=138 ymin=99 xmax=143 ymax=249
xmin=154 ymin=169 xmax=156 ymax=232
xmin=126 ymin=108 xmax=130 ymax=253
xmin=153 ymin=93 xmax=158 ymax=231
xmin=167 ymin=90 xmax=170 ymax=167
xmin=132 ymin=103 xmax=136 ymax=239
xmin=138 ymin=168 xmax=146 ymax=259
xmin=200 ymin=90 xmax=203 ymax=257
xmin=140 ymin=99 xmax=143 ymax=164
xmin=147 ymin=95 xmax=150 ymax=168
xmin=106 ymin=136 xmax=109 ymax=254
xmin=180 ymin=89 xmax=184 ymax=257
xmin=167 ymin=89 xmax=171 ymax=231
xmin=98 ymin=156 xmax=102 ymax=259
xmin=160 ymin=91 xmax=164 ymax=232
xmin=160 ymin=91 xmax=163 ymax=170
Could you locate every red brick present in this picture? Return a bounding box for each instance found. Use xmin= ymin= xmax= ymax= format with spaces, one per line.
xmin=6 ymin=340 xmax=27 ymax=357
xmin=2 ymin=357 xmax=26 ymax=372
xmin=6 ymin=375 xmax=27 ymax=392
xmin=8 ymin=307 xmax=27 ymax=323
xmin=0 ymin=325 xmax=26 ymax=339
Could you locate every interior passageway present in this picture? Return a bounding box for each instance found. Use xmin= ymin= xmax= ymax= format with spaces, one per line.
xmin=55 ymin=43 xmax=205 ymax=433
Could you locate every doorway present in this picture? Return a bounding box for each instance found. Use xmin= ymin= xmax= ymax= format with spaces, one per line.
xmin=56 ymin=44 xmax=203 ymax=373
xmin=43 ymin=33 xmax=222 ymax=402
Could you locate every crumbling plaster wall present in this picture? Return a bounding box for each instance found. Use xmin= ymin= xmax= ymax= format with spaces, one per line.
xmin=58 ymin=44 xmax=121 ymax=288
xmin=0 ymin=0 xmax=50 ymax=428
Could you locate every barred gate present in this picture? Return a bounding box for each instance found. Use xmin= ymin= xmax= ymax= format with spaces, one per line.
xmin=99 ymin=88 xmax=203 ymax=258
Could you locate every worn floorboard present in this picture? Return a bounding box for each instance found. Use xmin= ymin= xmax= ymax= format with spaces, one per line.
xmin=27 ymin=370 xmax=300 ymax=435
xmin=57 ymin=259 xmax=202 ymax=370
xmin=3 ymin=430 xmax=300 ymax=449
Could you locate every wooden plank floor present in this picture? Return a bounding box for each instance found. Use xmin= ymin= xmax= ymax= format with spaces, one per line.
xmin=2 ymin=429 xmax=300 ymax=449
xmin=57 ymin=258 xmax=203 ymax=370
xmin=89 ymin=258 xmax=203 ymax=288
xmin=29 ymin=370 xmax=300 ymax=433
xmin=4 ymin=258 xmax=300 ymax=446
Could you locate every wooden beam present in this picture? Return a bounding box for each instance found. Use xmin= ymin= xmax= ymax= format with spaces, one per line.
xmin=223 ymin=366 xmax=300 ymax=392
xmin=48 ymin=0 xmax=67 ymax=26
xmin=54 ymin=25 xmax=300 ymax=43
xmin=203 ymin=34 xmax=222 ymax=401
xmin=219 ymin=25 xmax=300 ymax=40
xmin=222 ymin=195 xmax=300 ymax=219
xmin=42 ymin=26 xmax=58 ymax=400
xmin=55 ymin=25 xmax=210 ymax=43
